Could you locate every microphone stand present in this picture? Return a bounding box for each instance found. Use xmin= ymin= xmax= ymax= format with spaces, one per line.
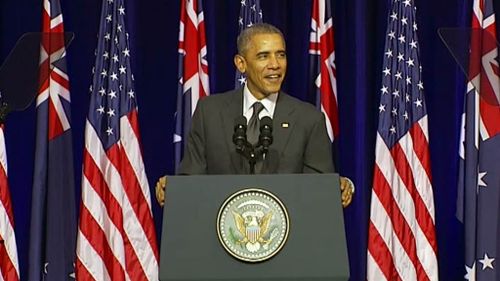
xmin=233 ymin=116 xmax=273 ymax=175
xmin=248 ymin=148 xmax=257 ymax=175
xmin=235 ymin=141 xmax=258 ymax=174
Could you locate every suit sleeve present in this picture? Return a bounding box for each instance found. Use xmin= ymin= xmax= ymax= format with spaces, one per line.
xmin=177 ymin=99 xmax=208 ymax=175
xmin=303 ymin=114 xmax=335 ymax=173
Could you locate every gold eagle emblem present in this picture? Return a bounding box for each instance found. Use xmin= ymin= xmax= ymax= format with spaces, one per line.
xmin=232 ymin=211 xmax=273 ymax=252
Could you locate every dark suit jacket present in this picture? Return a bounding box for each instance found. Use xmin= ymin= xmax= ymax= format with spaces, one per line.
xmin=178 ymin=88 xmax=335 ymax=174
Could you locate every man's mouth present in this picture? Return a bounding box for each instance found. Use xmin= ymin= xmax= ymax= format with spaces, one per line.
xmin=264 ymin=74 xmax=282 ymax=81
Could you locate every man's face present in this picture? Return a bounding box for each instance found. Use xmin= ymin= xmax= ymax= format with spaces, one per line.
xmin=234 ymin=33 xmax=287 ymax=100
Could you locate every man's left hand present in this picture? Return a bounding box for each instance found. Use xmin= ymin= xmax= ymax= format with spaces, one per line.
xmin=155 ymin=175 xmax=167 ymax=206
xmin=340 ymin=176 xmax=354 ymax=208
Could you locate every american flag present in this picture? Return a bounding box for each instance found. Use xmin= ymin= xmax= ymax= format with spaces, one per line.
xmin=0 ymin=125 xmax=19 ymax=281
xmin=309 ymin=0 xmax=338 ymax=142
xmin=456 ymin=0 xmax=500 ymax=280
xmin=366 ymin=0 xmax=438 ymax=280
xmin=234 ymin=0 xmax=263 ymax=87
xmin=75 ymin=0 xmax=159 ymax=280
xmin=28 ymin=0 xmax=77 ymax=279
xmin=174 ymin=0 xmax=210 ymax=172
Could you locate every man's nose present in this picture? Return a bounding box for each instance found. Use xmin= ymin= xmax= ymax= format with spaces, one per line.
xmin=268 ymin=55 xmax=280 ymax=68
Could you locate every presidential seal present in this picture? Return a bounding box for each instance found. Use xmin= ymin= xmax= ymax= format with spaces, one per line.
xmin=217 ymin=188 xmax=289 ymax=263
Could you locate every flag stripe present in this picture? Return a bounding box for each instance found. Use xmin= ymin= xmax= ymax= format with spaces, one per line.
xmin=118 ymin=115 xmax=159 ymax=262
xmin=76 ymin=1 xmax=158 ymax=278
xmin=404 ymin=122 xmax=436 ymax=221
xmin=82 ymin=124 xmax=151 ymax=280
xmin=367 ymin=221 xmax=402 ymax=281
xmin=399 ymin=128 xmax=440 ymax=278
xmin=367 ymin=1 xmax=438 ymax=278
xmin=0 ymin=233 xmax=18 ymax=281
xmin=76 ymin=210 xmax=113 ymax=281
xmin=75 ymin=233 xmax=105 ymax=281
xmin=0 ymin=210 xmax=19 ymax=281
xmin=106 ymin=143 xmax=158 ymax=278
xmin=82 ymin=152 xmax=126 ymax=255
xmin=409 ymin=117 xmax=432 ymax=180
xmin=0 ymin=169 xmax=14 ymax=228
xmin=0 ymin=127 xmax=19 ymax=281
xmin=78 ymin=205 xmax=126 ymax=281
xmin=81 ymin=150 xmax=127 ymax=278
xmin=372 ymin=163 xmax=421 ymax=281
xmin=391 ymin=141 xmax=436 ymax=244
xmin=385 ymin=134 xmax=438 ymax=274
xmin=370 ymin=185 xmax=418 ymax=281
xmin=82 ymin=150 xmax=123 ymax=233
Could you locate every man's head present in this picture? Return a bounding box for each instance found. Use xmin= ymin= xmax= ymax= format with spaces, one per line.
xmin=234 ymin=23 xmax=287 ymax=100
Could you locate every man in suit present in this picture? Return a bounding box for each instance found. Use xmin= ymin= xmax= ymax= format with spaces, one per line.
xmin=156 ymin=23 xmax=354 ymax=206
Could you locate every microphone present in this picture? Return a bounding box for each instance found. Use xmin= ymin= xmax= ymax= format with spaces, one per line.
xmin=233 ymin=116 xmax=248 ymax=152
xmin=258 ymin=116 xmax=273 ymax=153
xmin=233 ymin=115 xmax=258 ymax=174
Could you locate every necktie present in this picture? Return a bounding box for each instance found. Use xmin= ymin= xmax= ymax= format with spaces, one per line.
xmin=247 ymin=102 xmax=264 ymax=145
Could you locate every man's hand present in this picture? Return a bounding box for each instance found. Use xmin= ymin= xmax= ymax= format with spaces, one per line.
xmin=340 ymin=176 xmax=354 ymax=208
xmin=155 ymin=176 xmax=167 ymax=206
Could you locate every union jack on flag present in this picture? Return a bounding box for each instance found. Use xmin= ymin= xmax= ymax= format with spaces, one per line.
xmin=309 ymin=0 xmax=338 ymax=142
xmin=457 ymin=0 xmax=500 ymax=280
xmin=75 ymin=0 xmax=159 ymax=279
xmin=28 ymin=0 xmax=77 ymax=279
xmin=366 ymin=0 xmax=438 ymax=280
xmin=0 ymin=125 xmax=19 ymax=281
xmin=235 ymin=0 xmax=263 ymax=87
xmin=174 ymin=0 xmax=210 ymax=172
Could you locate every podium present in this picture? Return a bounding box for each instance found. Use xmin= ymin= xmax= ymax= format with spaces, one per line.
xmin=159 ymin=174 xmax=349 ymax=281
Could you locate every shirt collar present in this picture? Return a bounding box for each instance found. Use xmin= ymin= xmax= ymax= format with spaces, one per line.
xmin=243 ymin=83 xmax=278 ymax=118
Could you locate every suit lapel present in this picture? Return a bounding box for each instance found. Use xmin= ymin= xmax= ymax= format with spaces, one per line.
xmin=219 ymin=89 xmax=296 ymax=173
xmin=220 ymin=89 xmax=244 ymax=172
xmin=271 ymin=92 xmax=296 ymax=157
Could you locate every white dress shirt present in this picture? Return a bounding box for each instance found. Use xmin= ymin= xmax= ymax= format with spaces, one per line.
xmin=242 ymin=83 xmax=278 ymax=124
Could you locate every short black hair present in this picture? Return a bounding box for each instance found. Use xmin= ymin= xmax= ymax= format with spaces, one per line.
xmin=236 ymin=23 xmax=285 ymax=55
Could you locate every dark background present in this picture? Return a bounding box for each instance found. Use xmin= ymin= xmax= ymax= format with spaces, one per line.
xmin=1 ymin=0 xmax=495 ymax=280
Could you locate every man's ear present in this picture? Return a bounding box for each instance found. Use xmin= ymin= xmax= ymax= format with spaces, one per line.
xmin=234 ymin=54 xmax=246 ymax=73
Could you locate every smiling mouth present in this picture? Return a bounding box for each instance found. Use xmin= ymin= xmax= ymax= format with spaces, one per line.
xmin=264 ymin=74 xmax=282 ymax=80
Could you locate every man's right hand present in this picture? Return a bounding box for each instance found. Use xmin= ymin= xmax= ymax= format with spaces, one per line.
xmin=155 ymin=175 xmax=167 ymax=206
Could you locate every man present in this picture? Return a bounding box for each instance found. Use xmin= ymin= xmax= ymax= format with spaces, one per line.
xmin=156 ymin=23 xmax=353 ymax=206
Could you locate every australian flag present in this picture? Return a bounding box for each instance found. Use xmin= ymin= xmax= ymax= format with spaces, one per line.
xmin=234 ymin=0 xmax=263 ymax=87
xmin=309 ymin=0 xmax=339 ymax=167
xmin=456 ymin=0 xmax=500 ymax=280
xmin=28 ymin=0 xmax=76 ymax=280
xmin=174 ymin=0 xmax=210 ymax=172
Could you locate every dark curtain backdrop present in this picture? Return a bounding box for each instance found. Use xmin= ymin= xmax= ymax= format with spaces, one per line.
xmin=1 ymin=0 xmax=494 ymax=280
